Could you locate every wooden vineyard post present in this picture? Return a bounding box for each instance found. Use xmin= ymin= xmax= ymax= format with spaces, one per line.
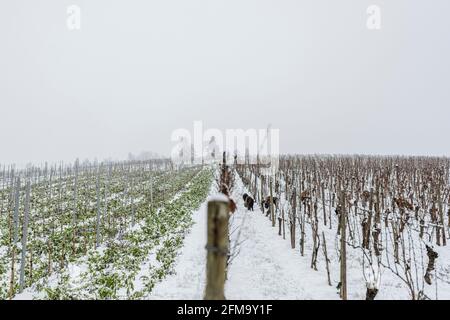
xmin=260 ymin=176 xmax=264 ymax=215
xmin=321 ymin=182 xmax=327 ymax=226
xmin=437 ymin=187 xmax=446 ymax=246
xmin=95 ymin=168 xmax=102 ymax=248
xmin=104 ymin=164 xmax=112 ymax=233
xmin=150 ymin=172 xmax=154 ymax=212
xmin=270 ymin=178 xmax=275 ymax=227
xmin=322 ymin=231 xmax=332 ymax=286
xmin=293 ymin=188 xmax=298 ymax=251
xmin=254 ymin=171 xmax=257 ymax=204
xmin=19 ymin=181 xmax=31 ymax=293
xmin=278 ymin=216 xmax=282 ymax=236
xmin=204 ymin=197 xmax=229 ymax=300
xmin=339 ymin=190 xmax=347 ymax=300
xmin=9 ymin=177 xmax=21 ymax=299
xmin=72 ymin=161 xmax=78 ymax=255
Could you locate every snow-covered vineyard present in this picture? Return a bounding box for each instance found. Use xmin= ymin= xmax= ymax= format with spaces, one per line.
xmin=235 ymin=155 xmax=450 ymax=300
xmin=0 ymin=155 xmax=449 ymax=300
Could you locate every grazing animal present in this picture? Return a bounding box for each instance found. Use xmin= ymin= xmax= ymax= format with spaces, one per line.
xmin=242 ymin=193 xmax=254 ymax=211
xmin=262 ymin=196 xmax=278 ymax=210
xmin=245 ymin=196 xmax=254 ymax=211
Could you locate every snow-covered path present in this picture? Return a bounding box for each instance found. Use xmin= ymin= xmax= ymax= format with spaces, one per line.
xmin=149 ymin=198 xmax=208 ymax=299
xmin=225 ymin=176 xmax=337 ymax=300
xmin=149 ymin=172 xmax=337 ymax=300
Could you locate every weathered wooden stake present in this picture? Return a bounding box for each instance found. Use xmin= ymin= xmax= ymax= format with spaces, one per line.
xmin=322 ymin=231 xmax=332 ymax=286
xmin=19 ymin=181 xmax=31 ymax=293
xmin=293 ymin=188 xmax=298 ymax=251
xmin=321 ymin=182 xmax=327 ymax=226
xmin=270 ymin=178 xmax=275 ymax=226
xmin=72 ymin=161 xmax=79 ymax=255
xmin=437 ymin=187 xmax=446 ymax=246
xmin=339 ymin=190 xmax=347 ymax=300
xmin=204 ymin=198 xmax=229 ymax=300
xmin=95 ymin=168 xmax=102 ymax=248
xmin=9 ymin=177 xmax=21 ymax=298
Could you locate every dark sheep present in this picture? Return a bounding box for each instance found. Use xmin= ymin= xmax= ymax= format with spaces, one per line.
xmin=262 ymin=196 xmax=278 ymax=209
xmin=245 ymin=196 xmax=254 ymax=211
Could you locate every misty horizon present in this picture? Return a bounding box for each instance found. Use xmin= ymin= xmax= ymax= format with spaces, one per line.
xmin=1 ymin=0 xmax=449 ymax=166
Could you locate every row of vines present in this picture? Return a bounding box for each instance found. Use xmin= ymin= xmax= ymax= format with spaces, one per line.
xmin=0 ymin=159 xmax=213 ymax=299
xmin=237 ymin=155 xmax=450 ymax=300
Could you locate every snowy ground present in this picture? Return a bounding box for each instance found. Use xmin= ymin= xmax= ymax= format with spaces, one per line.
xmin=246 ymin=169 xmax=450 ymax=300
xmin=149 ymin=198 xmax=208 ymax=299
xmin=225 ymin=179 xmax=337 ymax=299
xmin=149 ymin=172 xmax=337 ymax=300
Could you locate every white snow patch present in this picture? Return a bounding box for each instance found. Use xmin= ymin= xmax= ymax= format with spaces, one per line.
xmin=207 ymin=194 xmax=230 ymax=203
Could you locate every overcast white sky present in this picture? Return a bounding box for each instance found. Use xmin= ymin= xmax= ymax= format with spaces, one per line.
xmin=1 ymin=0 xmax=449 ymax=166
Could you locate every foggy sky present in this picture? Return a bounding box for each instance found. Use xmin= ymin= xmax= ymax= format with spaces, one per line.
xmin=1 ymin=0 xmax=449 ymax=166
